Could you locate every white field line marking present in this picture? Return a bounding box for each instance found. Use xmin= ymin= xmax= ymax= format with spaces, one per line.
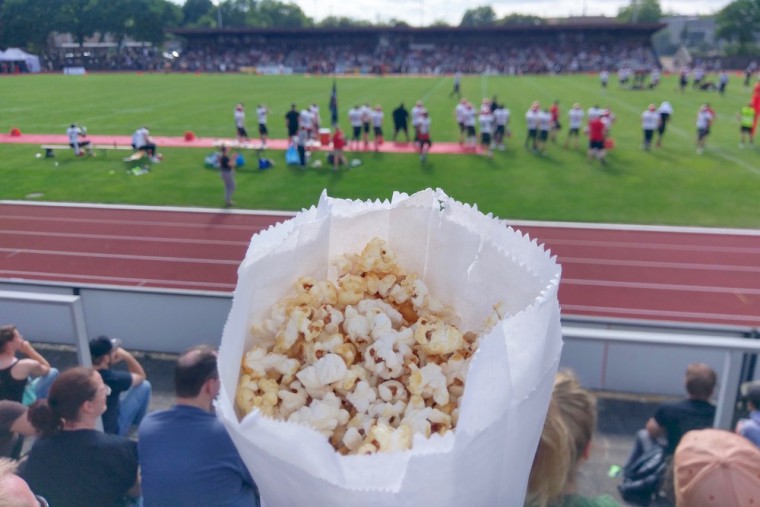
xmin=564 ymin=256 xmax=760 ymax=273
xmin=565 ymin=278 xmax=760 ymax=295
xmin=0 ymin=270 xmax=233 ymax=290
xmin=563 ymin=304 xmax=755 ymax=324
xmin=0 ymin=229 xmax=248 ymax=247
xmin=0 ymin=214 xmax=262 ymax=231
xmin=547 ymin=238 xmax=760 ymax=255
xmin=0 ymin=248 xmax=238 ymax=265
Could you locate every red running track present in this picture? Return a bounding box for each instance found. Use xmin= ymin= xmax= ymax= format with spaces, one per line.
xmin=1 ymin=202 xmax=758 ymax=328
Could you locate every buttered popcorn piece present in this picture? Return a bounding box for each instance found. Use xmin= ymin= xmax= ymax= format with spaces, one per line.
xmin=236 ymin=237 xmax=501 ymax=455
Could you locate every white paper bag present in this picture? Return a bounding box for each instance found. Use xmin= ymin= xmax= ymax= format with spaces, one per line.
xmin=218 ymin=188 xmax=563 ymax=507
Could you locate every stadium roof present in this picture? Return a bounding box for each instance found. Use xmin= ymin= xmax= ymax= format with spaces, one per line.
xmin=169 ymin=22 xmax=665 ymax=39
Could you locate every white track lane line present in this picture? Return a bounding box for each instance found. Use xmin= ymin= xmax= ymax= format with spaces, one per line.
xmin=0 ymin=248 xmax=239 ymax=265
xmin=0 ymin=229 xmax=248 ymax=246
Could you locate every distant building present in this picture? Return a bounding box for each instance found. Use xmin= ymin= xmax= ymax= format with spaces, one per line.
xmin=660 ymin=16 xmax=718 ymax=51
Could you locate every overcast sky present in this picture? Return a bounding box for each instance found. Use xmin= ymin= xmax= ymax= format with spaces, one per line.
xmin=235 ymin=0 xmax=733 ymax=27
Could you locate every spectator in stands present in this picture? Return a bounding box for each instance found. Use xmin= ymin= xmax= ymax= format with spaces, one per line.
xmin=526 ymin=371 xmax=617 ymax=507
xmin=89 ymin=336 xmax=151 ymax=436
xmin=0 ymin=400 xmax=36 ymax=459
xmin=736 ymin=384 xmax=760 ymax=448
xmin=66 ymin=123 xmax=92 ymax=157
xmin=0 ymin=457 xmax=42 ymax=506
xmin=138 ymin=346 xmax=260 ymax=507
xmin=624 ymin=363 xmax=716 ymax=476
xmin=392 ymin=103 xmax=409 ymax=142
xmin=22 ymin=367 xmax=140 ymax=506
xmin=285 ymin=104 xmax=300 ymax=138
xmin=656 ymin=101 xmax=673 ymax=148
xmin=674 ymin=429 xmax=760 ymax=506
xmin=131 ymin=126 xmax=159 ymax=163
xmin=234 ymin=104 xmax=249 ymax=144
xmin=0 ymin=325 xmax=58 ymax=404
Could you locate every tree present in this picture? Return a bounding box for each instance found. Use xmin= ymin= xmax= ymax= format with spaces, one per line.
xmin=617 ymin=0 xmax=662 ymax=23
xmin=254 ymin=0 xmax=312 ymax=28
xmin=429 ymin=19 xmax=450 ymax=27
xmin=0 ymin=0 xmax=59 ymax=51
xmin=182 ymin=0 xmax=214 ymax=26
xmin=499 ymin=14 xmax=545 ymax=25
xmin=716 ymin=0 xmax=760 ymax=53
xmin=459 ymin=5 xmax=496 ymax=27
xmin=58 ymin=0 xmax=103 ymax=45
xmin=317 ymin=16 xmax=373 ymax=28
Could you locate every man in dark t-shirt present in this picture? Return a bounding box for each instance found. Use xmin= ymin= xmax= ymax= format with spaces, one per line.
xmin=624 ymin=363 xmax=716 ymax=472
xmin=285 ymin=104 xmax=300 ymax=137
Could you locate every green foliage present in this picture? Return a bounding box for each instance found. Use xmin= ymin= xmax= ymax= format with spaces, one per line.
xmin=182 ymin=0 xmax=214 ymax=26
xmin=499 ymin=14 xmax=545 ymax=26
xmin=617 ymin=0 xmax=662 ymax=23
xmin=1 ymin=73 xmax=758 ymax=227
xmin=459 ymin=5 xmax=496 ymax=26
xmin=254 ymin=0 xmax=312 ymax=28
xmin=0 ymin=0 xmax=58 ymax=51
xmin=716 ymin=0 xmax=760 ymax=52
xmin=317 ymin=16 xmax=374 ymax=28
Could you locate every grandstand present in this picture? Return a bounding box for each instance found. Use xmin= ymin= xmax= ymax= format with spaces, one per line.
xmin=167 ymin=23 xmax=663 ymax=75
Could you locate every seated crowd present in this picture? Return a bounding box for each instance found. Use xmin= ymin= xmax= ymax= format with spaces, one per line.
xmin=2 ymin=323 xmax=760 ymax=506
xmin=40 ymin=37 xmax=656 ymax=75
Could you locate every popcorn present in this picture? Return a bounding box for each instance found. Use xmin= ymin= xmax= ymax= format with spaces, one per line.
xmin=235 ymin=238 xmax=499 ymax=455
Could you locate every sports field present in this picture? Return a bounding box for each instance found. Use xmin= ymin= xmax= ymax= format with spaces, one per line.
xmin=2 ymin=72 xmax=759 ymax=227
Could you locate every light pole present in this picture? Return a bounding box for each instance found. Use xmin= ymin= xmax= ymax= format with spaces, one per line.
xmin=215 ymin=0 xmax=223 ymax=29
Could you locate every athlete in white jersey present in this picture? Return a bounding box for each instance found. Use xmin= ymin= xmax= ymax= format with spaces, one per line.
xmin=563 ymin=103 xmax=584 ymax=149
xmin=641 ymin=104 xmax=660 ymax=150
xmin=656 ymin=101 xmax=673 ymax=147
xmin=360 ymin=104 xmax=372 ymax=148
xmin=478 ymin=110 xmax=494 ymax=158
xmin=256 ymin=104 xmax=268 ymax=146
xmin=66 ymin=123 xmax=91 ymax=156
xmin=411 ymin=100 xmax=425 ymax=140
xmin=371 ymin=105 xmax=384 ymax=151
xmin=417 ymin=112 xmax=432 ymax=162
xmin=462 ymin=104 xmax=477 ymax=148
xmin=493 ymin=105 xmax=510 ymax=150
xmin=234 ymin=104 xmax=248 ymax=143
xmin=455 ymin=99 xmax=468 ymax=144
xmin=525 ymin=101 xmax=540 ymax=152
xmin=537 ymin=109 xmax=552 ymax=154
xmin=695 ymin=105 xmax=714 ymax=154
xmin=299 ymin=108 xmax=314 ymax=140
xmin=348 ymin=106 xmax=363 ymax=149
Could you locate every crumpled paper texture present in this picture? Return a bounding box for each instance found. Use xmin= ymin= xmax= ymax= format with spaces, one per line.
xmin=218 ymin=188 xmax=563 ymax=507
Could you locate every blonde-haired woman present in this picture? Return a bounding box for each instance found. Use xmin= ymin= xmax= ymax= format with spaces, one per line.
xmin=526 ymin=371 xmax=618 ymax=507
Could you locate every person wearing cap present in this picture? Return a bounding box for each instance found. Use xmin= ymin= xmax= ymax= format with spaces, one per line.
xmin=641 ymin=104 xmax=661 ymax=151
xmin=89 ymin=336 xmax=151 ymax=436
xmin=138 ymin=346 xmax=260 ymax=507
xmin=674 ymin=428 xmax=760 ymax=506
xmin=736 ymin=383 xmax=760 ymax=448
xmin=234 ymin=103 xmax=249 ymax=144
xmin=0 ymin=325 xmax=58 ymax=404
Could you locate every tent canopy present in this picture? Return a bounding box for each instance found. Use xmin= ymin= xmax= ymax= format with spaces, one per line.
xmin=0 ymin=48 xmax=41 ymax=73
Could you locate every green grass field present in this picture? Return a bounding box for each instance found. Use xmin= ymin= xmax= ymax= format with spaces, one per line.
xmin=2 ymin=72 xmax=759 ymax=227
